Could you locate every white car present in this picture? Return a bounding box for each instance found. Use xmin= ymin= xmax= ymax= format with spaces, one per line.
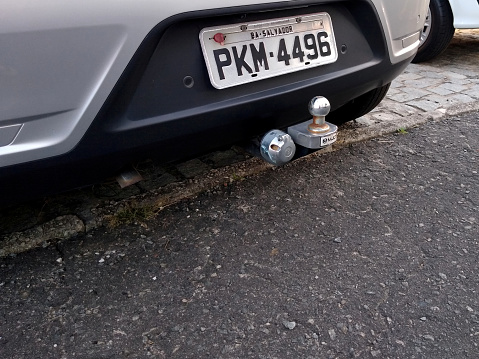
xmin=414 ymin=0 xmax=479 ymax=62
xmin=0 ymin=0 xmax=428 ymax=205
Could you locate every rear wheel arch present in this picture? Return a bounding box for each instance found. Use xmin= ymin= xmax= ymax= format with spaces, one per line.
xmin=412 ymin=0 xmax=455 ymax=63
xmin=327 ymin=83 xmax=391 ymax=125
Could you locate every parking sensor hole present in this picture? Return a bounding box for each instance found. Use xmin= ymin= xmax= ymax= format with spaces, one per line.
xmin=183 ymin=76 xmax=194 ymax=88
xmin=341 ymin=44 xmax=348 ymax=54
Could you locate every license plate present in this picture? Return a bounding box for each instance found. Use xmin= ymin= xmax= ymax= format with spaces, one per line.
xmin=200 ymin=12 xmax=338 ymax=89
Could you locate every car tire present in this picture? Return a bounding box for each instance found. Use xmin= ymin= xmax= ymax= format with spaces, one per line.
xmin=412 ymin=0 xmax=455 ymax=63
xmin=327 ymin=83 xmax=391 ymax=125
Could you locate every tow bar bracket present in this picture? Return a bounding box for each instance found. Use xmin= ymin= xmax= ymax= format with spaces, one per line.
xmin=288 ymin=96 xmax=338 ymax=149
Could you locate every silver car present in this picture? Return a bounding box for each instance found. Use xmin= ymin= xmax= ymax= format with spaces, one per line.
xmin=414 ymin=0 xmax=479 ymax=62
xmin=0 ymin=0 xmax=428 ymax=204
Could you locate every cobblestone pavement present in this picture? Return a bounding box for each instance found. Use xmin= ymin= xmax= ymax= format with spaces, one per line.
xmin=1 ymin=30 xmax=478 ymax=256
xmin=358 ymin=30 xmax=479 ymax=126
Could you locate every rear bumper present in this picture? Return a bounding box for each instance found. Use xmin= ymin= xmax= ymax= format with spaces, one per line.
xmin=81 ymin=1 xmax=402 ymax=161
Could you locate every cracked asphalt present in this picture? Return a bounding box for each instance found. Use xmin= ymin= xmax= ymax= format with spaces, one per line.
xmin=1 ymin=111 xmax=478 ymax=358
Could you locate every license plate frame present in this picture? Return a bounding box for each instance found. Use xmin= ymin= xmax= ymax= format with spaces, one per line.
xmin=199 ymin=12 xmax=338 ymax=89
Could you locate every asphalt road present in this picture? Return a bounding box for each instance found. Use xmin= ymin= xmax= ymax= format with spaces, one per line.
xmin=1 ymin=111 xmax=478 ymax=358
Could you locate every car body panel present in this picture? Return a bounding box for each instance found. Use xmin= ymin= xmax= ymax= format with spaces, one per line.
xmin=373 ymin=0 xmax=429 ymax=61
xmin=0 ymin=0 xmax=428 ymax=206
xmin=0 ymin=0 xmax=427 ymax=169
xmin=449 ymin=0 xmax=479 ymax=28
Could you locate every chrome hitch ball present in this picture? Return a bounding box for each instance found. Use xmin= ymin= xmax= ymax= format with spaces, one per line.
xmin=260 ymin=130 xmax=296 ymax=166
xmin=308 ymin=96 xmax=331 ymax=134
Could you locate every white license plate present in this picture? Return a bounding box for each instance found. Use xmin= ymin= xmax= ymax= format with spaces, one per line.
xmin=200 ymin=12 xmax=338 ymax=89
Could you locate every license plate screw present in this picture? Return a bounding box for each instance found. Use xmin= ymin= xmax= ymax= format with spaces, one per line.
xmin=213 ymin=33 xmax=226 ymax=45
xmin=240 ymin=25 xmax=248 ymax=31
xmin=296 ymin=17 xmax=302 ymax=23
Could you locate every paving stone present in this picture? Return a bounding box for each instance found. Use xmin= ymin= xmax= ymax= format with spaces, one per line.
xmin=137 ymin=172 xmax=178 ymax=191
xmin=396 ymin=72 xmax=423 ymax=81
xmin=388 ymin=88 xmax=431 ymax=103
xmin=411 ymin=99 xmax=442 ymax=112
xmin=422 ymin=94 xmax=456 ymax=107
xmin=428 ymin=87 xmax=455 ymax=96
xmin=438 ymin=83 xmax=469 ymax=93
xmin=418 ymin=71 xmax=448 ymax=79
xmin=403 ymin=79 xmax=441 ymax=89
xmin=176 ymin=159 xmax=211 ymax=179
xmin=385 ymin=88 xmax=401 ymax=96
xmin=389 ymin=81 xmax=404 ymax=89
xmin=446 ymin=68 xmax=479 ymax=77
xmin=450 ymin=93 xmax=476 ymax=104
xmin=371 ymin=112 xmax=398 ymax=122
xmin=375 ymin=100 xmax=419 ymax=116
xmin=441 ymin=71 xmax=468 ymax=81
xmin=354 ymin=116 xmax=377 ymax=126
xmin=202 ymin=149 xmax=249 ymax=168
xmin=464 ymin=89 xmax=479 ymax=99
